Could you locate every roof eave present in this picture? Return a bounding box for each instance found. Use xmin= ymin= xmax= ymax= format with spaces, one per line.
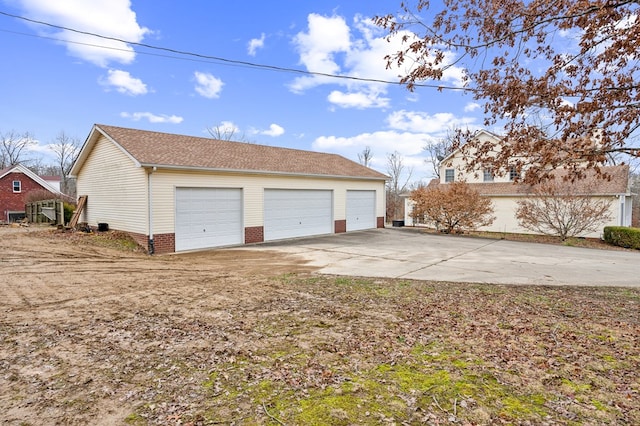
xmin=70 ymin=124 xmax=142 ymax=177
xmin=140 ymin=163 xmax=388 ymax=181
xmin=1 ymin=164 xmax=63 ymax=195
xmin=482 ymin=192 xmax=628 ymax=197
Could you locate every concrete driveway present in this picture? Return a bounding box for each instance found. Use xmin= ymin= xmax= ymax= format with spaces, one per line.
xmin=247 ymin=228 xmax=640 ymax=287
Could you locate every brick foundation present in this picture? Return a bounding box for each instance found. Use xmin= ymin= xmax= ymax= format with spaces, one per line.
xmin=121 ymin=230 xmax=175 ymax=255
xmin=245 ymin=226 xmax=264 ymax=244
xmin=124 ymin=231 xmax=149 ymax=252
xmin=152 ymin=233 xmax=176 ymax=254
xmin=110 ymin=217 xmax=385 ymax=255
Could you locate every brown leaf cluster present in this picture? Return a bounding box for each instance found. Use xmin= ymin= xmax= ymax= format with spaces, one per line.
xmin=375 ymin=0 xmax=640 ymax=182
xmin=410 ymin=181 xmax=495 ymax=232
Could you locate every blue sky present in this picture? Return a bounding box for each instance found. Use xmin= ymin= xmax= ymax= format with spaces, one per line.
xmin=0 ymin=0 xmax=484 ymax=182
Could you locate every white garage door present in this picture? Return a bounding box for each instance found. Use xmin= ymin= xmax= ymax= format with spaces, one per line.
xmin=346 ymin=190 xmax=376 ymax=231
xmin=175 ymin=187 xmax=243 ymax=251
xmin=264 ymin=189 xmax=332 ymax=241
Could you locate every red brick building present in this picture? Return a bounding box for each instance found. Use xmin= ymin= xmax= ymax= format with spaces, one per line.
xmin=0 ymin=164 xmax=63 ymax=222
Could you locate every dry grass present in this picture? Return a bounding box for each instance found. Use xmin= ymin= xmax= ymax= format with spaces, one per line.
xmin=1 ymin=227 xmax=638 ymax=425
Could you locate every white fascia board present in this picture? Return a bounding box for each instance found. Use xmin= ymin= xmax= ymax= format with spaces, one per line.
xmin=69 ymin=124 xmax=142 ymax=177
xmin=139 ymin=163 xmax=388 ymax=181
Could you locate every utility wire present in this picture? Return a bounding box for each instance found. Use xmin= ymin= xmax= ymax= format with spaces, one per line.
xmin=0 ymin=10 xmax=471 ymax=92
xmin=0 ymin=28 xmax=267 ymax=70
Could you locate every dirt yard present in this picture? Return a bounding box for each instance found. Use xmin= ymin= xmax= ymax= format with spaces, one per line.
xmin=1 ymin=226 xmax=638 ymax=425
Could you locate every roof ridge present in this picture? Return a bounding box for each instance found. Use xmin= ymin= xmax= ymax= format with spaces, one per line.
xmin=95 ymin=124 xmax=349 ymax=158
xmin=88 ymin=124 xmax=387 ymax=180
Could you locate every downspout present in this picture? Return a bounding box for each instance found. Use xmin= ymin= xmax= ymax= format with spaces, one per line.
xmin=619 ymin=194 xmax=625 ymax=226
xmin=147 ymin=166 xmax=157 ymax=254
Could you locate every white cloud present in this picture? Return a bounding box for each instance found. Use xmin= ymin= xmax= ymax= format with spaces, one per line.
xmin=16 ymin=0 xmax=150 ymax=67
xmin=120 ymin=112 xmax=183 ymax=123
xmin=313 ymin=130 xmax=433 ymax=179
xmin=464 ymin=102 xmax=481 ymax=112
xmin=289 ymin=13 xmax=466 ymax=111
xmin=207 ymin=121 xmax=244 ymax=139
xmin=217 ymin=121 xmax=239 ymax=133
xmin=312 ymin=109 xmax=478 ymax=179
xmin=259 ymin=124 xmax=285 ymax=137
xmin=194 ymin=71 xmax=224 ymax=98
xmin=292 ymin=14 xmax=351 ymax=76
xmin=289 ymin=14 xmax=371 ymax=95
xmin=327 ymin=89 xmax=389 ymax=109
xmin=387 ymin=110 xmax=475 ymax=133
xmin=100 ymin=69 xmax=148 ymax=95
xmin=247 ymin=33 xmax=265 ymax=56
xmin=289 ymin=14 xmax=392 ymax=108
xmin=215 ymin=121 xmax=239 ymax=133
xmin=314 ymin=130 xmax=428 ymax=157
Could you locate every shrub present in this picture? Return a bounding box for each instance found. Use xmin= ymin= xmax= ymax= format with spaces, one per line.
xmin=63 ymin=202 xmax=76 ymax=224
xmin=603 ymin=226 xmax=640 ymax=249
xmin=410 ymin=181 xmax=495 ymax=233
xmin=516 ymin=181 xmax=613 ymax=241
xmin=24 ymin=189 xmax=56 ymax=203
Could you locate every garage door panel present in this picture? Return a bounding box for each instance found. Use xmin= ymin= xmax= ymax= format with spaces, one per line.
xmin=175 ymin=187 xmax=243 ymax=251
xmin=264 ymin=189 xmax=332 ymax=241
xmin=346 ymin=190 xmax=376 ymax=231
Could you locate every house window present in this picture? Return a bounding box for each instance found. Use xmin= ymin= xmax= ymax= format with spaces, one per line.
xmin=444 ymin=169 xmax=455 ymax=183
xmin=483 ymin=168 xmax=494 ymax=182
xmin=12 ymin=180 xmax=21 ymax=193
xmin=509 ymin=167 xmax=519 ymax=181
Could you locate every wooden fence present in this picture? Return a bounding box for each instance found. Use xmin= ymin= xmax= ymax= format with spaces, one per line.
xmin=25 ymin=199 xmax=65 ymax=226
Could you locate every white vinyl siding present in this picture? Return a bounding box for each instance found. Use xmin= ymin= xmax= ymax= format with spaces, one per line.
xmin=264 ymin=189 xmax=333 ymax=240
xmin=479 ymin=196 xmax=618 ymax=239
xmin=75 ymin=135 xmax=148 ymax=233
xmin=149 ymin=171 xmax=385 ymax=235
xmin=175 ymin=187 xmax=243 ymax=251
xmin=346 ymin=190 xmax=376 ymax=231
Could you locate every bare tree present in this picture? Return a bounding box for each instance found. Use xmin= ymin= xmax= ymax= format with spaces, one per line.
xmin=386 ymin=151 xmax=414 ymax=221
xmin=424 ymin=128 xmax=456 ymax=178
xmin=207 ymin=123 xmax=250 ymax=142
xmin=27 ymin=159 xmax=56 ymax=176
xmin=410 ymin=182 xmax=495 ymax=233
xmin=0 ymin=130 xmax=35 ymax=168
xmin=516 ymin=182 xmax=613 ymax=240
xmin=375 ymin=1 xmax=640 ymax=182
xmin=49 ymin=131 xmax=80 ymax=195
xmin=358 ymin=146 xmax=373 ymax=167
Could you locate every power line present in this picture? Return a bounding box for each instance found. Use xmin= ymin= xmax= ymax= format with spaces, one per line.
xmin=0 ymin=28 xmax=269 ymax=70
xmin=0 ymin=10 xmax=471 ymax=92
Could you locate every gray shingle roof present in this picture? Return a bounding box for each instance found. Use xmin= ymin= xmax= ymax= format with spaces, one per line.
xmin=94 ymin=124 xmax=387 ymax=180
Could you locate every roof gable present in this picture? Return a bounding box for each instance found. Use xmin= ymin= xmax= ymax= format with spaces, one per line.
xmin=439 ymin=129 xmax=502 ymax=165
xmin=0 ymin=164 xmax=62 ymax=194
xmin=71 ymin=124 xmax=387 ymax=180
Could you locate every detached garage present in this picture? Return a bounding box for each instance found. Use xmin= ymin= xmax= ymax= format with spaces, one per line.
xmin=70 ymin=124 xmax=387 ymax=254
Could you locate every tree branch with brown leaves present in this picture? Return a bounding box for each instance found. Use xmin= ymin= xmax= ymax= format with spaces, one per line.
xmin=376 ymin=0 xmax=640 ymax=182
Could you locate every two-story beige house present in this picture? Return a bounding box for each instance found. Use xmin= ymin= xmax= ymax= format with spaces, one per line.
xmin=405 ymin=130 xmax=633 ymax=238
